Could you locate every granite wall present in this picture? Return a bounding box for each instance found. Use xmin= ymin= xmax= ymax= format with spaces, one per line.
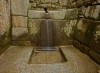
xmin=72 ymin=0 xmax=100 ymax=64
xmin=11 ymin=0 xmax=78 ymax=46
xmin=0 ymin=0 xmax=11 ymax=55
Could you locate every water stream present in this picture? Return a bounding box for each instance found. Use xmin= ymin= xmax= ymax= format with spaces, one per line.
xmin=46 ymin=20 xmax=50 ymax=47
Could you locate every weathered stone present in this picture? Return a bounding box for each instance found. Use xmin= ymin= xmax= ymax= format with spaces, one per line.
xmin=40 ymin=0 xmax=58 ymax=3
xmin=37 ymin=3 xmax=52 ymax=8
xmin=89 ymin=21 xmax=100 ymax=55
xmin=31 ymin=3 xmax=37 ymax=8
xmin=65 ymin=8 xmax=78 ymax=20
xmin=0 ymin=0 xmax=11 ymax=47
xmin=76 ymin=0 xmax=84 ymax=7
xmin=97 ymin=0 xmax=100 ymax=3
xmin=64 ymin=20 xmax=77 ymax=38
xmin=49 ymin=9 xmax=67 ymax=19
xmin=59 ymin=0 xmax=69 ymax=6
xmin=28 ymin=19 xmax=43 ymax=46
xmin=52 ymin=20 xmax=67 ymax=46
xmin=11 ymin=41 xmax=31 ymax=46
xmin=74 ymin=18 xmax=92 ymax=46
xmin=80 ymin=44 xmax=90 ymax=55
xmin=73 ymin=40 xmax=81 ymax=50
xmin=11 ymin=0 xmax=29 ymax=16
xmin=89 ymin=50 xmax=100 ymax=64
xmin=28 ymin=10 xmax=45 ymax=19
xmin=85 ymin=5 xmax=100 ymax=20
xmin=78 ymin=6 xmax=86 ymax=18
xmin=12 ymin=16 xmax=27 ymax=28
xmin=12 ymin=27 xmax=29 ymax=41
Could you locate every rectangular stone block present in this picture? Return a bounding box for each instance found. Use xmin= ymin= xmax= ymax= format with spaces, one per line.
xmin=11 ymin=41 xmax=31 ymax=46
xmin=37 ymin=3 xmax=52 ymax=8
xmin=28 ymin=10 xmax=45 ymax=19
xmin=59 ymin=0 xmax=69 ymax=6
xmin=48 ymin=9 xmax=67 ymax=19
xmin=12 ymin=16 xmax=27 ymax=28
xmin=11 ymin=0 xmax=29 ymax=16
xmin=65 ymin=8 xmax=78 ymax=20
xmin=12 ymin=27 xmax=29 ymax=41
xmin=28 ymin=19 xmax=43 ymax=46
xmin=80 ymin=44 xmax=89 ymax=55
xmin=89 ymin=50 xmax=100 ymax=64
xmin=89 ymin=21 xmax=100 ymax=55
xmin=30 ymin=0 xmax=58 ymax=3
xmin=73 ymin=40 xmax=81 ymax=50
xmin=85 ymin=5 xmax=100 ymax=20
xmin=74 ymin=18 xmax=92 ymax=46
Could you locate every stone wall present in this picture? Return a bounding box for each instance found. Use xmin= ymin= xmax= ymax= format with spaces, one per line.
xmin=0 ymin=0 xmax=11 ymax=55
xmin=72 ymin=0 xmax=100 ymax=64
xmin=11 ymin=0 xmax=78 ymax=46
xmin=28 ymin=0 xmax=78 ymax=46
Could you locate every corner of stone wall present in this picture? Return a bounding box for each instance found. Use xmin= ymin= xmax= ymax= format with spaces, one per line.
xmin=72 ymin=0 xmax=100 ymax=64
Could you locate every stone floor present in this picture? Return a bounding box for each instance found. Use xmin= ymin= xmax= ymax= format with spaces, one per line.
xmin=0 ymin=45 xmax=100 ymax=73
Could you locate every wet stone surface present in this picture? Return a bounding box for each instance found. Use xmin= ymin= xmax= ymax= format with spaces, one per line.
xmin=0 ymin=46 xmax=100 ymax=73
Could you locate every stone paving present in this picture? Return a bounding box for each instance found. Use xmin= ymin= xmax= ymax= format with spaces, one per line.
xmin=0 ymin=46 xmax=100 ymax=73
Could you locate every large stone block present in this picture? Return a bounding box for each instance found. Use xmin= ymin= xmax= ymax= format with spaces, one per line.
xmin=89 ymin=21 xmax=100 ymax=55
xmin=11 ymin=0 xmax=29 ymax=16
xmin=85 ymin=5 xmax=100 ymax=20
xmin=64 ymin=20 xmax=77 ymax=38
xmin=89 ymin=50 xmax=100 ymax=64
xmin=11 ymin=41 xmax=31 ymax=46
xmin=52 ymin=20 xmax=67 ymax=46
xmin=78 ymin=6 xmax=86 ymax=18
xmin=31 ymin=0 xmax=58 ymax=3
xmin=28 ymin=19 xmax=70 ymax=46
xmin=48 ymin=9 xmax=67 ymax=19
xmin=0 ymin=0 xmax=11 ymax=47
xmin=80 ymin=44 xmax=90 ymax=55
xmin=12 ymin=16 xmax=27 ymax=28
xmin=73 ymin=40 xmax=81 ymax=50
xmin=28 ymin=10 xmax=45 ymax=19
xmin=74 ymin=18 xmax=93 ymax=46
xmin=12 ymin=27 xmax=29 ymax=41
xmin=76 ymin=0 xmax=83 ymax=7
xmin=65 ymin=8 xmax=78 ymax=20
xmin=59 ymin=0 xmax=69 ymax=6
xmin=37 ymin=3 xmax=52 ymax=8
xmin=28 ymin=19 xmax=43 ymax=46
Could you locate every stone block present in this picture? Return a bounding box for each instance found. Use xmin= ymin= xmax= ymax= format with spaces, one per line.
xmin=89 ymin=50 xmax=100 ymax=64
xmin=73 ymin=40 xmax=81 ymax=50
xmin=78 ymin=6 xmax=86 ymax=18
xmin=52 ymin=20 xmax=67 ymax=46
xmin=11 ymin=0 xmax=29 ymax=16
xmin=28 ymin=10 xmax=45 ymax=19
xmin=59 ymin=0 xmax=69 ymax=6
xmin=37 ymin=3 xmax=52 ymax=8
xmin=40 ymin=0 xmax=58 ymax=3
xmin=97 ymin=0 xmax=100 ymax=3
xmin=28 ymin=19 xmax=43 ymax=46
xmin=64 ymin=20 xmax=77 ymax=39
xmin=74 ymin=18 xmax=93 ymax=46
xmin=76 ymin=0 xmax=83 ymax=7
xmin=65 ymin=8 xmax=78 ymax=20
xmin=11 ymin=41 xmax=31 ymax=46
xmin=80 ymin=44 xmax=90 ymax=55
xmin=12 ymin=16 xmax=27 ymax=28
xmin=89 ymin=21 xmax=100 ymax=55
xmin=12 ymin=27 xmax=29 ymax=41
xmin=48 ymin=9 xmax=67 ymax=19
xmin=85 ymin=5 xmax=100 ymax=20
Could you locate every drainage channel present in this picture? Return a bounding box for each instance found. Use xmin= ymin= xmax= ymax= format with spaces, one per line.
xmin=28 ymin=47 xmax=67 ymax=64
